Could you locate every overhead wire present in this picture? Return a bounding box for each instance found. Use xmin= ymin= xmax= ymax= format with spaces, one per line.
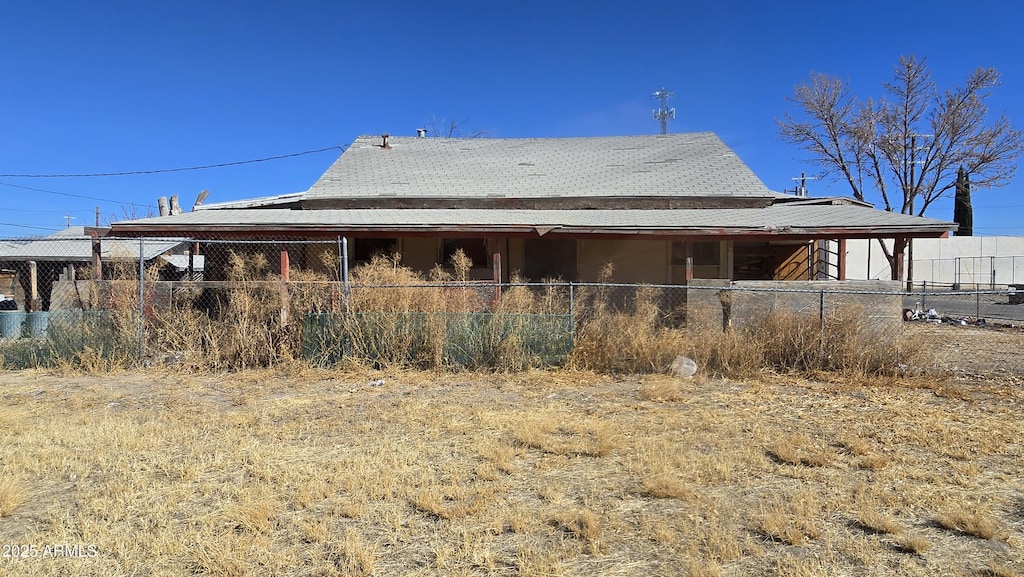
xmin=0 ymin=145 xmax=346 ymax=178
xmin=0 ymin=181 xmax=153 ymax=208
xmin=0 ymin=207 xmax=83 ymax=213
xmin=0 ymin=222 xmax=61 ymax=232
xmin=0 ymin=144 xmax=348 ymax=234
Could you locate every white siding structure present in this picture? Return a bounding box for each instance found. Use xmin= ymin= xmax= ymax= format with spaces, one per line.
xmin=845 ymin=236 xmax=1024 ymax=287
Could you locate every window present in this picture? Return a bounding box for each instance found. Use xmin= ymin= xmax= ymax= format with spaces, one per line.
xmin=442 ymin=238 xmax=489 ymax=268
xmin=672 ymin=241 xmax=719 ymax=266
xmin=354 ymin=238 xmax=398 ymax=263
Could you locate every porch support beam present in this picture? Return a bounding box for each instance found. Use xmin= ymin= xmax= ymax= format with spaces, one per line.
xmin=684 ymin=240 xmax=693 ymax=283
xmin=837 ymin=238 xmax=847 ymax=281
xmin=893 ymin=236 xmax=908 ymax=282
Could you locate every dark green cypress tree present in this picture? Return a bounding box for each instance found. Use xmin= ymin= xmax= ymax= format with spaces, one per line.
xmin=953 ymin=166 xmax=973 ymax=236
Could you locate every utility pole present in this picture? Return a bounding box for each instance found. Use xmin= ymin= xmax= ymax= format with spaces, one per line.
xmin=651 ymin=87 xmax=676 ymax=134
xmin=789 ymin=172 xmax=819 ymax=196
xmin=64 ymin=214 xmax=76 ymax=228
xmin=905 ymin=133 xmax=932 ymax=291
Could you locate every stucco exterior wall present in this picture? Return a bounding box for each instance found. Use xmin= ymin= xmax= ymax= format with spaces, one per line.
xmin=399 ymin=238 xmax=438 ymax=274
xmin=577 ymin=239 xmax=670 ymax=283
xmin=507 ymin=239 xmax=525 ymax=279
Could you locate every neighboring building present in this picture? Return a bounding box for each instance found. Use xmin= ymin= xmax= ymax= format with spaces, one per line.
xmin=846 ymin=236 xmax=1024 ymax=288
xmin=108 ymin=133 xmax=955 ymax=284
xmin=0 ymin=227 xmax=199 ymax=310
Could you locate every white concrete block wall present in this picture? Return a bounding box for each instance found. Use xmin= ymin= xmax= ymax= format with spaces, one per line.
xmin=844 ymin=236 xmax=1024 ymax=286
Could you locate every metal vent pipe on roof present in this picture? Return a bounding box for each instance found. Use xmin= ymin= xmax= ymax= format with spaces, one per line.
xmin=416 ymin=128 xmax=427 ymax=138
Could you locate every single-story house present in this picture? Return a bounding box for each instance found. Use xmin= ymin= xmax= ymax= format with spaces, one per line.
xmin=107 ymin=132 xmax=955 ymax=284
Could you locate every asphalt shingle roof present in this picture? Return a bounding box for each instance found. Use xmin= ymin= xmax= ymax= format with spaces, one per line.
xmin=304 ymin=133 xmax=776 ymax=200
xmin=0 ymin=227 xmax=186 ymax=262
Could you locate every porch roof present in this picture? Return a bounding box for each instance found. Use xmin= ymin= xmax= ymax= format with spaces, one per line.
xmin=110 ymin=204 xmax=954 ymax=239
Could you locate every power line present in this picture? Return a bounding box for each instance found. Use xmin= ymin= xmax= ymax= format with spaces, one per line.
xmin=0 ymin=222 xmax=61 ymax=232
xmin=0 ymin=207 xmax=83 ymax=213
xmin=0 ymin=145 xmax=346 ymax=178
xmin=0 ymin=181 xmax=153 ymax=208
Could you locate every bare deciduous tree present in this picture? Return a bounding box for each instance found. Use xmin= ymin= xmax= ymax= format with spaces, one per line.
xmin=778 ymin=55 xmax=1024 ymax=278
xmin=425 ymin=115 xmax=487 ymax=139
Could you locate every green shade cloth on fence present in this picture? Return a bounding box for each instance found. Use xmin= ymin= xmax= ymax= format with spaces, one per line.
xmin=302 ymin=311 xmax=573 ymax=368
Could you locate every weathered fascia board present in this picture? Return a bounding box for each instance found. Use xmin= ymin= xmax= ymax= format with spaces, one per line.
xmin=299 ymin=196 xmax=773 ymax=211
xmin=84 ymin=227 xmax=111 ymax=237
xmin=109 ymin=224 xmax=954 ymax=240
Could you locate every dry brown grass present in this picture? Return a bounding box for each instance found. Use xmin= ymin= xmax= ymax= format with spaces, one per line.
xmin=3 ymin=250 xmax=940 ymax=386
xmin=936 ymin=505 xmax=1003 ymax=540
xmin=510 ymin=414 xmax=618 ymax=457
xmin=980 ymin=561 xmax=1017 ymax=577
xmin=766 ymin=434 xmax=835 ymax=467
xmin=896 ymin=533 xmax=932 ymax=555
xmin=0 ymin=478 xmax=25 ymax=517
xmin=636 ymin=380 xmax=687 ymax=402
xmin=568 ymin=280 xmax=923 ymax=380
xmin=0 ymin=361 xmax=1021 ymax=576
xmin=854 ymin=510 xmax=903 ymax=535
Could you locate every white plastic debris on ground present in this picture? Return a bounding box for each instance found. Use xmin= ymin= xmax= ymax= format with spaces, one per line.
xmin=670 ymin=356 xmax=698 ymax=378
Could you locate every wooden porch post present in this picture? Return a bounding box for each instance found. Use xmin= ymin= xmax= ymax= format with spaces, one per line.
xmin=684 ymin=240 xmax=693 ymax=283
xmin=28 ymin=261 xmax=39 ymax=312
xmin=92 ymin=236 xmax=103 ymax=280
xmin=893 ymin=237 xmax=908 ymax=282
xmin=492 ymin=251 xmax=502 ymax=301
xmin=807 ymin=242 xmax=814 ymax=280
xmin=906 ymin=238 xmax=915 ymax=292
xmin=837 ymin=238 xmax=847 ymax=281
xmin=279 ymin=245 xmax=290 ymax=324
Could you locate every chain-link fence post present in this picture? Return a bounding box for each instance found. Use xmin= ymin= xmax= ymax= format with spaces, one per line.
xmin=818 ymin=289 xmax=825 ymax=352
xmin=137 ymin=238 xmax=145 ymax=363
xmin=341 ymin=236 xmax=350 ymax=308
xmin=976 ymin=287 xmax=981 ymax=320
xmin=921 ymin=280 xmax=926 ymax=310
xmin=568 ymin=282 xmax=575 ymax=346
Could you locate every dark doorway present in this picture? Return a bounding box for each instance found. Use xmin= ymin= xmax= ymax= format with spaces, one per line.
xmin=732 ymin=241 xmax=811 ymax=280
xmin=524 ymin=239 xmax=577 ymax=281
xmin=354 ymin=238 xmax=398 ymax=264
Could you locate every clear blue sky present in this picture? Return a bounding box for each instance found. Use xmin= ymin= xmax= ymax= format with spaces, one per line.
xmin=2 ymin=0 xmax=1022 ymax=237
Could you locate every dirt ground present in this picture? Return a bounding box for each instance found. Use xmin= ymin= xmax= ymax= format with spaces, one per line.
xmin=0 ymin=323 xmax=1021 ymax=576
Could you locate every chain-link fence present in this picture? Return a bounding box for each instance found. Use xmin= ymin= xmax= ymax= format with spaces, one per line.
xmin=2 ymin=234 xmax=1023 ymax=370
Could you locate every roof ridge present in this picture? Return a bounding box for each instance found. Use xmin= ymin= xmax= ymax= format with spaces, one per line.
xmin=353 ymin=132 xmax=719 ymax=141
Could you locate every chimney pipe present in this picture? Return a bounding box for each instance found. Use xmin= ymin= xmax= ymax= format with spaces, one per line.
xmin=380 ymin=133 xmax=390 ymax=149
xmin=416 ymin=128 xmax=427 ymax=138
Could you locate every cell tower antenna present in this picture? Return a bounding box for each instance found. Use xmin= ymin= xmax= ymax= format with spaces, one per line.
xmin=651 ymin=87 xmax=676 ymax=134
